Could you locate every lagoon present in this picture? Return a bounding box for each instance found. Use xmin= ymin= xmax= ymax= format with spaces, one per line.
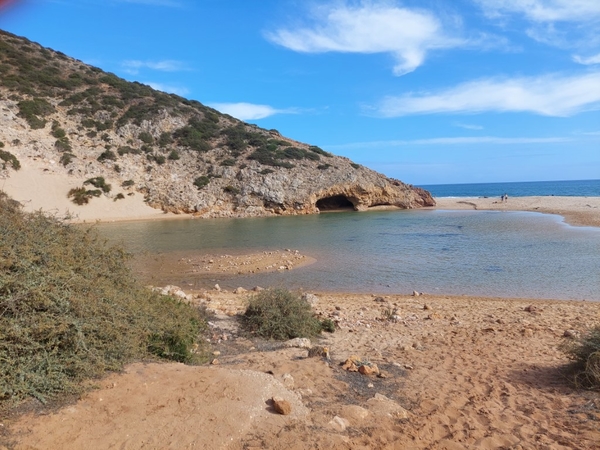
xmin=97 ymin=208 xmax=600 ymax=301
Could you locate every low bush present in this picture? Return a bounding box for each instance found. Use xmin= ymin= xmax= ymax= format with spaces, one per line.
xmin=0 ymin=150 xmax=21 ymax=170
xmin=59 ymin=153 xmax=75 ymax=167
xmin=0 ymin=192 xmax=207 ymax=410
xmin=193 ymin=176 xmax=210 ymax=190
xmin=241 ymin=289 xmax=323 ymax=340
xmin=97 ymin=150 xmax=116 ymax=162
xmin=561 ymin=326 xmax=600 ymax=389
xmin=167 ymin=150 xmax=180 ymax=161
xmin=84 ymin=176 xmax=111 ymax=193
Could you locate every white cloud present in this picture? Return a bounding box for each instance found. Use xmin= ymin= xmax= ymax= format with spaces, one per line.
xmin=328 ymin=136 xmax=570 ymax=150
xmin=573 ymin=53 xmax=600 ymax=65
xmin=265 ymin=2 xmax=465 ymax=76
xmin=454 ymin=122 xmax=484 ymax=130
xmin=122 ymin=59 xmax=186 ymax=75
xmin=374 ymin=72 xmax=600 ymax=117
xmin=145 ymin=82 xmax=189 ymax=96
xmin=475 ymin=0 xmax=600 ymax=22
xmin=209 ymin=103 xmax=296 ymax=121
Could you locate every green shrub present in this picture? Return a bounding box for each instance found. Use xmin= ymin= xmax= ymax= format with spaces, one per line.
xmin=350 ymin=163 xmax=360 ymax=169
xmin=117 ymin=146 xmax=141 ymax=156
xmin=59 ymin=153 xmax=75 ymax=167
xmin=138 ymin=131 xmax=154 ymax=144
xmin=308 ymin=145 xmax=332 ymax=157
xmin=241 ymin=289 xmax=323 ymax=340
xmin=223 ymin=185 xmax=239 ymax=195
xmin=321 ymin=318 xmax=336 ymax=333
xmin=0 ymin=150 xmax=21 ymax=170
xmin=84 ymin=176 xmax=111 ymax=193
xmin=561 ymin=326 xmax=600 ymax=389
xmin=193 ymin=176 xmax=210 ymax=190
xmin=220 ymin=158 xmax=236 ymax=167
xmin=67 ymin=187 xmax=93 ymax=205
xmin=17 ymin=98 xmax=54 ymax=129
xmin=317 ymin=164 xmax=331 ymax=170
xmin=158 ymin=132 xmax=173 ymax=147
xmin=121 ymin=180 xmax=135 ymax=188
xmin=113 ymin=193 xmax=125 ymax=201
xmin=54 ymin=138 xmax=71 ymax=152
xmin=97 ymin=150 xmax=116 ymax=162
xmin=0 ymin=192 xmax=207 ymax=410
xmin=168 ymin=150 xmax=180 ymax=160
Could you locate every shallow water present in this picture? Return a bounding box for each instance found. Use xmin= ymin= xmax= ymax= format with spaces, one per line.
xmin=96 ymin=209 xmax=600 ymax=301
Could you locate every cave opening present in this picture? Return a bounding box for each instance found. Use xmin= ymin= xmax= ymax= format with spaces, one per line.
xmin=316 ymin=195 xmax=355 ymax=211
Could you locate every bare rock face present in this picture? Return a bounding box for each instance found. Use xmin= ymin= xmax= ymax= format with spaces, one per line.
xmin=0 ymin=30 xmax=435 ymax=219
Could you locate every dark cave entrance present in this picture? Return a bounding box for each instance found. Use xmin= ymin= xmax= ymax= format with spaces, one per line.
xmin=316 ymin=195 xmax=355 ymax=211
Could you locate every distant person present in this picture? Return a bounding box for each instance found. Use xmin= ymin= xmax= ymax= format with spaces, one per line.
xmin=503 ymin=193 xmax=508 ymax=203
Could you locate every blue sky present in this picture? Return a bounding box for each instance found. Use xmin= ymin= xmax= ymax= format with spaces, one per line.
xmin=1 ymin=0 xmax=599 ymax=185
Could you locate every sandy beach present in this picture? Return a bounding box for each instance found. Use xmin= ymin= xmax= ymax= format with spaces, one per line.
xmin=6 ymin=290 xmax=600 ymax=449
xmin=2 ymin=174 xmax=599 ymax=449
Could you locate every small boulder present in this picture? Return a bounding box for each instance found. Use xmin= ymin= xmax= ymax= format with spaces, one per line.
xmin=302 ymin=293 xmax=319 ymax=306
xmin=367 ymin=393 xmax=409 ymax=419
xmin=563 ymin=329 xmax=579 ymax=338
xmin=233 ymin=287 xmax=247 ymax=294
xmin=358 ymin=363 xmax=380 ymax=376
xmin=328 ymin=416 xmax=350 ymax=432
xmin=282 ymin=373 xmax=295 ymax=389
xmin=272 ymin=396 xmax=292 ymax=415
xmin=213 ymin=284 xmax=221 ymax=292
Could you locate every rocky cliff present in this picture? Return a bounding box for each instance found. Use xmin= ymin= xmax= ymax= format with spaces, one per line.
xmin=0 ymin=30 xmax=434 ymax=218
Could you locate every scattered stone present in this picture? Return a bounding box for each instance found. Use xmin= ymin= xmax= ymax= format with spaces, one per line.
xmin=377 ymin=371 xmax=389 ymax=379
xmin=522 ymin=328 xmax=534 ymax=337
xmin=412 ymin=291 xmax=421 ymax=297
xmin=404 ymin=364 xmax=414 ymax=370
xmin=233 ymin=287 xmax=247 ymax=294
xmin=283 ymin=337 xmax=312 ymax=349
xmin=212 ymin=351 xmax=221 ymax=356
xmin=367 ymin=383 xmax=374 ymax=388
xmin=282 ymin=373 xmax=295 ymax=389
xmin=367 ymin=393 xmax=410 ymax=419
xmin=307 ymin=346 xmax=330 ymax=360
xmin=340 ymin=405 xmax=369 ymax=422
xmin=272 ymin=396 xmax=292 ymax=415
xmin=563 ymin=329 xmax=579 ymax=338
xmin=213 ymin=284 xmax=221 ymax=292
xmin=423 ymin=304 xmax=431 ymax=310
xmin=374 ymin=296 xmax=386 ymax=303
xmin=358 ymin=364 xmax=380 ymax=376
xmin=328 ymin=416 xmax=350 ymax=432
xmin=302 ymin=293 xmax=319 ymax=306
xmin=524 ymin=305 xmax=540 ymax=313
xmin=252 ymin=286 xmax=264 ymax=292
xmin=210 ymin=359 xmax=219 ymax=365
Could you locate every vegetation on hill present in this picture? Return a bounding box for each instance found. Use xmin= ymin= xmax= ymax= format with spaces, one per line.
xmin=0 ymin=192 xmax=207 ymax=412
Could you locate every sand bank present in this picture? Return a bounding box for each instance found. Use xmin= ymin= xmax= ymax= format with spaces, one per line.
xmin=0 ymin=160 xmax=179 ymax=223
xmin=6 ymin=291 xmax=600 ymax=449
xmin=434 ymin=196 xmax=600 ymax=228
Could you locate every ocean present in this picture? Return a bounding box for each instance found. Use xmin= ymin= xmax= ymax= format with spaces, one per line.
xmin=419 ymin=179 xmax=600 ymax=198
xmin=96 ymin=180 xmax=600 ymax=301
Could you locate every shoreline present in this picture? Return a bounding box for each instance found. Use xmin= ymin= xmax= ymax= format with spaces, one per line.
xmin=432 ymin=195 xmax=600 ymax=228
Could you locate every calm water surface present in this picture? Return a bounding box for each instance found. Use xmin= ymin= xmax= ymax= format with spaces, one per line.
xmin=96 ymin=209 xmax=600 ymax=301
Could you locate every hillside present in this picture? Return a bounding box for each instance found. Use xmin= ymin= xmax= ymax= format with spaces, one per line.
xmin=0 ymin=30 xmax=434 ymax=219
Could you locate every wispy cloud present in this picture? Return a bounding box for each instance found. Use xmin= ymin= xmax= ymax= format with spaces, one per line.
xmin=145 ymin=82 xmax=189 ymax=96
xmin=122 ymin=59 xmax=187 ymax=75
xmin=265 ymin=2 xmax=466 ymax=76
xmin=475 ymin=0 xmax=600 ymax=22
xmin=209 ymin=102 xmax=297 ymax=121
xmin=373 ymin=72 xmax=600 ymax=117
xmin=328 ymin=136 xmax=570 ymax=150
xmin=454 ymin=122 xmax=484 ymax=130
xmin=573 ymin=53 xmax=600 ymax=65
xmin=475 ymin=0 xmax=600 ymax=51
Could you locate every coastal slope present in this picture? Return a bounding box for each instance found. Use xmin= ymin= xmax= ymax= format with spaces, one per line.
xmin=0 ymin=30 xmax=433 ymax=221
